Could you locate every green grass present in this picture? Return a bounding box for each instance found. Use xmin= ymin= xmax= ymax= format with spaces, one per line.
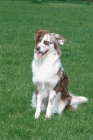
xmin=0 ymin=1 xmax=93 ymax=140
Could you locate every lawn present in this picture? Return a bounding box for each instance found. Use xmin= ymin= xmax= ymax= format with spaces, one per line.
xmin=0 ymin=1 xmax=93 ymax=140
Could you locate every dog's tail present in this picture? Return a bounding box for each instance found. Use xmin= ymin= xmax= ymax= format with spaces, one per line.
xmin=69 ymin=93 xmax=88 ymax=110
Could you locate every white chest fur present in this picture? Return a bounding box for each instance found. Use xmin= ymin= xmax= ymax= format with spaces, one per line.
xmin=32 ymin=53 xmax=62 ymax=89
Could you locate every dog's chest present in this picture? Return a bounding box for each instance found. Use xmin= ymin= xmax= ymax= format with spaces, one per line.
xmin=32 ymin=56 xmax=61 ymax=87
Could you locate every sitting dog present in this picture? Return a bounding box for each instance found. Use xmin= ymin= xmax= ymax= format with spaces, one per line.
xmin=31 ymin=29 xmax=88 ymax=119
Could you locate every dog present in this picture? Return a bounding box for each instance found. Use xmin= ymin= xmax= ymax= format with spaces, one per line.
xmin=31 ymin=29 xmax=88 ymax=119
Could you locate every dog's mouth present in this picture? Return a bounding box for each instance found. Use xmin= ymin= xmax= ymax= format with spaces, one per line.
xmin=37 ymin=50 xmax=49 ymax=58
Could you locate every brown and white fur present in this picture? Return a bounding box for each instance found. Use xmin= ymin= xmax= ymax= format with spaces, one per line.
xmin=31 ymin=29 xmax=88 ymax=119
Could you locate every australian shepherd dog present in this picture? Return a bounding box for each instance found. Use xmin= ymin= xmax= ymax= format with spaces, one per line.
xmin=31 ymin=29 xmax=88 ymax=119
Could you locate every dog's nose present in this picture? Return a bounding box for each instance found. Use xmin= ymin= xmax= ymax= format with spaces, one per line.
xmin=36 ymin=46 xmax=40 ymax=51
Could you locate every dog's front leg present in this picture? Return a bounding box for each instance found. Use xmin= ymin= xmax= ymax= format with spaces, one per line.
xmin=35 ymin=93 xmax=42 ymax=119
xmin=45 ymin=91 xmax=56 ymax=118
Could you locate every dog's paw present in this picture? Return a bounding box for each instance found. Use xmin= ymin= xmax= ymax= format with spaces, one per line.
xmin=35 ymin=111 xmax=40 ymax=119
xmin=45 ymin=114 xmax=51 ymax=118
xmin=45 ymin=111 xmax=51 ymax=118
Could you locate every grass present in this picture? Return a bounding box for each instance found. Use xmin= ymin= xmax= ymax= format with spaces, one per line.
xmin=0 ymin=1 xmax=93 ymax=140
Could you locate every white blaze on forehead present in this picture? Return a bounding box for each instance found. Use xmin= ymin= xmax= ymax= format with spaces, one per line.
xmin=43 ymin=34 xmax=51 ymax=42
xmin=37 ymin=34 xmax=51 ymax=47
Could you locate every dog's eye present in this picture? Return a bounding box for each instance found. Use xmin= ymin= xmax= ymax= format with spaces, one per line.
xmin=44 ymin=41 xmax=50 ymax=46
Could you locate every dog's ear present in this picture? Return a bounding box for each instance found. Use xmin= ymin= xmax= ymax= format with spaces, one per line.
xmin=50 ymin=33 xmax=66 ymax=46
xmin=34 ymin=29 xmax=49 ymax=40
xmin=34 ymin=29 xmax=39 ymax=40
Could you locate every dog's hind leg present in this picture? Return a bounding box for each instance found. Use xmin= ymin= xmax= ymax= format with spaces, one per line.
xmin=58 ymin=100 xmax=68 ymax=114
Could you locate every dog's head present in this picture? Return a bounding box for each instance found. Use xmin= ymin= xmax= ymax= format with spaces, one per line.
xmin=34 ymin=29 xmax=65 ymax=59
